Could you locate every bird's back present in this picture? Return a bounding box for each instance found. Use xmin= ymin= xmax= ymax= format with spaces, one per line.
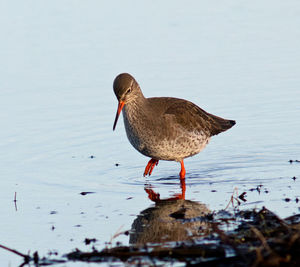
xmin=147 ymin=97 xmax=235 ymax=137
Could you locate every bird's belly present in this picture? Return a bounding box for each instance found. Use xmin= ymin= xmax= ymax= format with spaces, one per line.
xmin=126 ymin=126 xmax=210 ymax=161
xmin=148 ymin=133 xmax=210 ymax=161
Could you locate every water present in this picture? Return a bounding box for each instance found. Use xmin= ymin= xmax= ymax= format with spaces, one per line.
xmin=0 ymin=1 xmax=300 ymax=265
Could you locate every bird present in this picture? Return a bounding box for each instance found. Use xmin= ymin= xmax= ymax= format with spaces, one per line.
xmin=112 ymin=73 xmax=235 ymax=179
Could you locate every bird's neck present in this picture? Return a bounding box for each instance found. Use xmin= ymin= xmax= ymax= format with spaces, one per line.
xmin=124 ymin=95 xmax=146 ymax=114
xmin=122 ymin=92 xmax=151 ymax=127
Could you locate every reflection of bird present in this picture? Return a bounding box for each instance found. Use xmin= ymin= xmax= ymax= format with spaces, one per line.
xmin=113 ymin=73 xmax=236 ymax=179
xmin=129 ymin=199 xmax=210 ymax=245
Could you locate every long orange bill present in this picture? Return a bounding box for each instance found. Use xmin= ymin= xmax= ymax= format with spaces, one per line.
xmin=113 ymin=101 xmax=125 ymax=131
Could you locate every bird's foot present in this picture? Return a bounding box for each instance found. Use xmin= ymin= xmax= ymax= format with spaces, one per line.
xmin=143 ymin=159 xmax=159 ymax=176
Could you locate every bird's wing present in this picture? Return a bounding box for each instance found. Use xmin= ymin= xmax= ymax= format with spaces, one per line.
xmin=161 ymin=98 xmax=235 ymax=136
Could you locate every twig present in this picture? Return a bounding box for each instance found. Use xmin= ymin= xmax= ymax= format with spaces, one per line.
xmin=109 ymin=225 xmax=129 ymax=245
xmin=225 ymin=187 xmax=240 ymax=210
xmin=250 ymin=227 xmax=271 ymax=253
xmin=14 ymin=192 xmax=18 ymax=211
xmin=250 ymin=226 xmax=291 ymax=266
xmin=211 ymin=223 xmax=247 ymax=262
xmin=0 ymin=244 xmax=30 ymax=262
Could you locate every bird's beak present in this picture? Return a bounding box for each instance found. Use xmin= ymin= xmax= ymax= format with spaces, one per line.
xmin=113 ymin=100 xmax=125 ymax=131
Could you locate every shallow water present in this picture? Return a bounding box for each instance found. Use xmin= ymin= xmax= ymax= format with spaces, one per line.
xmin=1 ymin=1 xmax=300 ymax=266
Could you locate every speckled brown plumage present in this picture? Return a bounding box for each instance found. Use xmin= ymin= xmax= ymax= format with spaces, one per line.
xmin=113 ymin=73 xmax=236 ymax=179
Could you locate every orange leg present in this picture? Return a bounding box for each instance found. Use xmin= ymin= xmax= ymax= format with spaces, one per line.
xmin=179 ymin=160 xmax=186 ymax=179
xmin=143 ymin=159 xmax=159 ymax=177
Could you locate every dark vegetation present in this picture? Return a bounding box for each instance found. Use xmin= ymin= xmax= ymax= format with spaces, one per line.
xmin=2 ymin=206 xmax=300 ymax=266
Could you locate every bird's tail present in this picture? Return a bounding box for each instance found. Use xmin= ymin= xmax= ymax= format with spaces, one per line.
xmin=207 ymin=113 xmax=236 ymax=136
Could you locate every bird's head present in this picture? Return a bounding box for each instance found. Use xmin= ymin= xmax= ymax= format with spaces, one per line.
xmin=113 ymin=73 xmax=140 ymax=130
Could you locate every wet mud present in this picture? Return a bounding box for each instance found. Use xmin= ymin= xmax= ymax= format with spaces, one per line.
xmin=3 ymin=202 xmax=300 ymax=266
xmin=66 ymin=206 xmax=300 ymax=266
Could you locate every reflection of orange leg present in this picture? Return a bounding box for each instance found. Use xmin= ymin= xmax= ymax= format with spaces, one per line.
xmin=172 ymin=161 xmax=186 ymax=199
xmin=145 ymin=188 xmax=160 ymax=202
xmin=180 ymin=177 xmax=186 ymax=200
xmin=143 ymin=159 xmax=159 ymax=176
xmin=145 ymin=179 xmax=186 ymax=202
xmin=172 ymin=178 xmax=186 ymax=200
xmin=179 ymin=160 xmax=186 ymax=179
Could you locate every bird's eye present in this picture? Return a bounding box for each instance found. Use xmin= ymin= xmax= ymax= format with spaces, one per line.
xmin=126 ymin=88 xmax=132 ymax=94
